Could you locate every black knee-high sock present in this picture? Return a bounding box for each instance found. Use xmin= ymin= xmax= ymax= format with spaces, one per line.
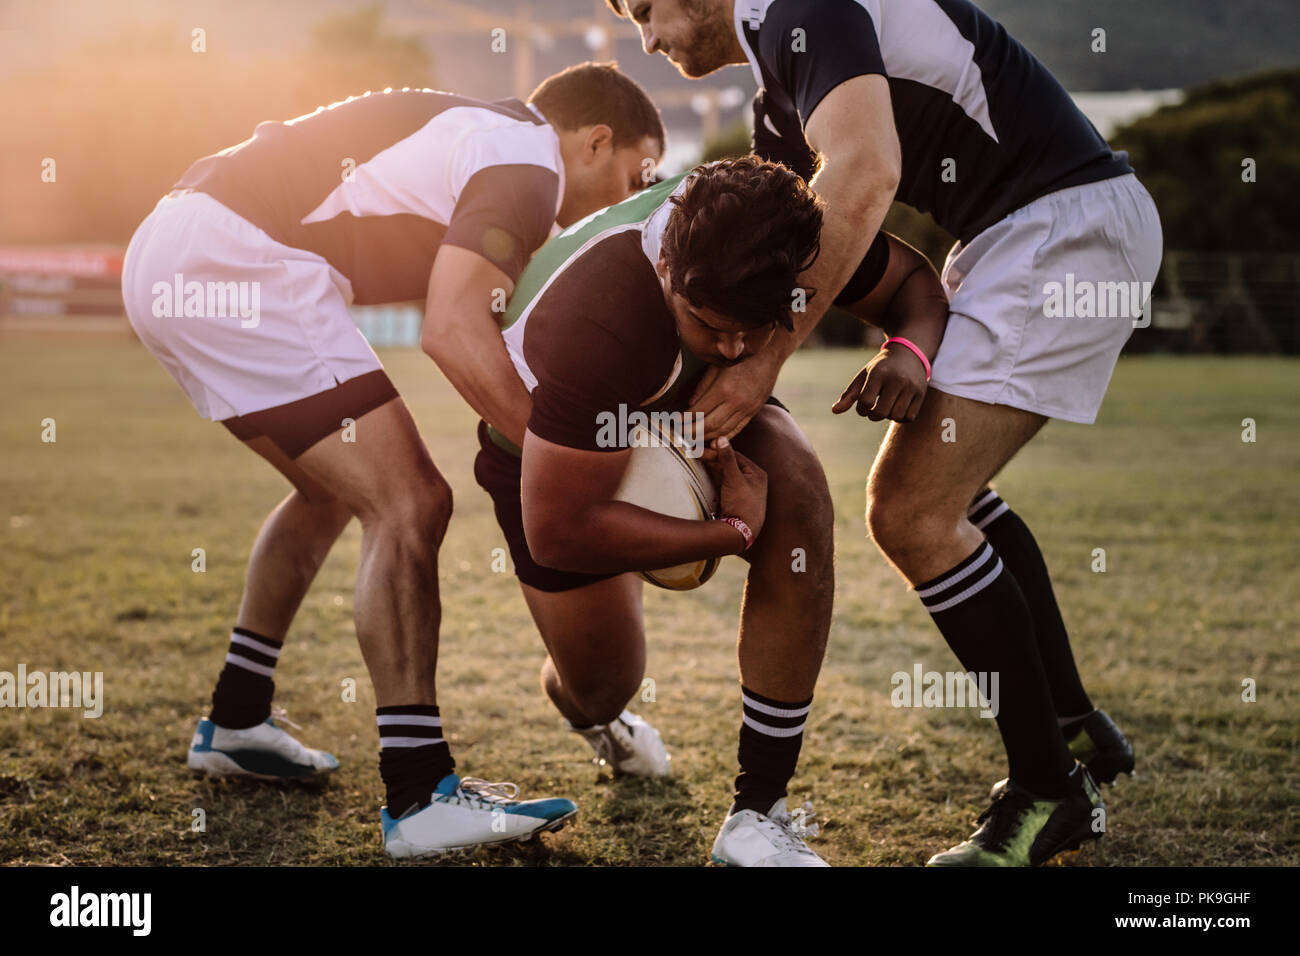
xmin=969 ymin=490 xmax=1094 ymax=720
xmin=210 ymin=627 xmax=281 ymax=729
xmin=916 ymin=542 xmax=1075 ymax=797
xmin=732 ymin=687 xmax=812 ymax=815
xmin=377 ymin=705 xmax=456 ymax=817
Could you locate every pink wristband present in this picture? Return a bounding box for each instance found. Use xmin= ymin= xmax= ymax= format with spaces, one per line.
xmin=882 ymin=336 xmax=932 ymax=381
xmin=719 ymin=515 xmax=755 ymax=551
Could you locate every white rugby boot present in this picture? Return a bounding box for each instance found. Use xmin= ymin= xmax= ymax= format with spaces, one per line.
xmin=711 ymin=798 xmax=829 ymax=867
xmin=187 ymin=711 xmax=338 ymax=781
xmin=571 ymin=710 xmax=671 ymax=777
xmin=382 ymin=774 xmax=578 ymax=858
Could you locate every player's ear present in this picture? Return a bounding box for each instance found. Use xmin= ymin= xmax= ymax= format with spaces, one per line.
xmin=584 ymin=123 xmax=615 ymax=160
xmin=655 ymin=252 xmax=670 ymax=284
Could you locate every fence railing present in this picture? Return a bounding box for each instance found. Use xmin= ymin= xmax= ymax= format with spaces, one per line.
xmin=3 ymin=247 xmax=1297 ymax=355
xmin=1131 ymin=251 xmax=1300 ymax=354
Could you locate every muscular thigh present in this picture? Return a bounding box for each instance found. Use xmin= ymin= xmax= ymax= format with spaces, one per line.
xmin=241 ymin=434 xmax=336 ymax=505
xmin=293 ymin=397 xmax=446 ymax=520
xmin=869 ymin=388 xmax=1047 ymax=517
xmin=520 ymin=574 xmax=645 ymax=686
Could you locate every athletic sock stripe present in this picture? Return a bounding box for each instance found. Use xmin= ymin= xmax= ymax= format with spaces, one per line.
xmin=972 ymin=500 xmax=1010 ymax=530
xmin=379 ymin=735 xmax=446 ymax=748
xmin=229 ymin=631 xmax=282 ymax=656
xmin=742 ymin=707 xmax=807 ymax=731
xmin=922 ymin=557 xmax=1005 ymax=613
xmin=376 ymin=714 xmax=441 ymax=727
xmin=232 ymin=626 xmax=282 ymax=646
xmin=741 ymin=714 xmax=807 ymax=738
xmin=967 ymin=492 xmax=1005 ymax=524
xmin=225 ymin=643 xmax=279 ymax=669
xmin=967 ymin=489 xmax=999 ymax=516
xmin=915 ymin=543 xmax=995 ymax=599
xmin=740 ymin=686 xmax=812 ymax=709
xmin=377 ymin=709 xmax=444 ymax=745
xmin=741 ymin=694 xmax=812 ymax=719
xmin=224 ymin=652 xmax=276 ymax=678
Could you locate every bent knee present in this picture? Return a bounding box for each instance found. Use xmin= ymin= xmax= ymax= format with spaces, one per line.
xmin=365 ymin=473 xmax=454 ymax=546
xmin=765 ymin=457 xmax=834 ymax=540
xmin=568 ymin=678 xmax=638 ymax=727
xmin=865 ymin=490 xmax=953 ymax=560
xmin=407 ymin=477 xmax=454 ymax=542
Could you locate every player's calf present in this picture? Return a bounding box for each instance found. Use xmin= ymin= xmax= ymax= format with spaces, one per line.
xmin=717 ymin=406 xmax=833 ymax=864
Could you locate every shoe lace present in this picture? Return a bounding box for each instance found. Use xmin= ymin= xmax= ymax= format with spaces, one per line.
xmin=580 ymin=720 xmax=632 ymax=767
xmin=767 ymin=801 xmax=822 ymax=850
xmin=455 ymin=777 xmax=520 ymax=809
xmin=606 ymin=719 xmax=638 ymax=762
xmin=270 ymin=705 xmax=303 ymax=731
xmin=975 ymin=787 xmax=1035 ymax=850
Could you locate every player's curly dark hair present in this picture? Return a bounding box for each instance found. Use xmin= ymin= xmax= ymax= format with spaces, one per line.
xmin=661 ymin=156 xmax=824 ymax=331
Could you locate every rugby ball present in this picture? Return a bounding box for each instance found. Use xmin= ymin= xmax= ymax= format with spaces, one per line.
xmin=612 ymin=420 xmax=721 ymax=591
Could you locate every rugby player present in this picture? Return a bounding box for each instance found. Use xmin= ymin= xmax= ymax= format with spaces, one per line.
xmin=443 ymin=157 xmax=949 ymax=866
xmin=608 ymin=0 xmax=1162 ymax=865
xmin=120 ymin=63 xmax=665 ymax=857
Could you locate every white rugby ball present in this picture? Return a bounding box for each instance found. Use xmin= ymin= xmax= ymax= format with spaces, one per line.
xmin=612 ymin=420 xmax=721 ymax=591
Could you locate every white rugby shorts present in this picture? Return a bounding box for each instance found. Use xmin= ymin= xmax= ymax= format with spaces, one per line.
xmin=930 ymin=173 xmax=1163 ymax=423
xmin=121 ymin=191 xmax=384 ymax=421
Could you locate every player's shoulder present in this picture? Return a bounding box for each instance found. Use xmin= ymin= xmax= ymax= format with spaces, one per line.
xmin=508 ymin=173 xmax=686 ymax=315
xmin=520 ymin=228 xmax=678 ymax=410
xmin=522 ymin=228 xmax=673 ymax=361
xmin=446 ymin=103 xmax=560 ymax=172
xmin=746 ymin=0 xmax=883 ymax=81
xmin=749 ymin=0 xmax=878 ymax=36
xmin=537 ymin=230 xmax=662 ymax=323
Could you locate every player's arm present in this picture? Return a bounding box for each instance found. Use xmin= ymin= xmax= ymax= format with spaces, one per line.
xmin=520 ymin=432 xmax=763 ymax=574
xmin=831 ymin=233 xmax=950 ymax=423
xmin=783 ymin=73 xmax=901 ymax=352
xmin=421 ymin=129 xmax=561 ymax=446
xmin=421 ymin=246 xmax=532 ymax=446
xmin=691 ymin=76 xmax=900 ymax=437
xmin=692 ymin=0 xmax=902 ymax=439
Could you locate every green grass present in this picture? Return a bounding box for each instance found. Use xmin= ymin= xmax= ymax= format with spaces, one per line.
xmin=1 ymin=334 xmax=1297 ymax=866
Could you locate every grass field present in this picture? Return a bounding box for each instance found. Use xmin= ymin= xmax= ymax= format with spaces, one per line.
xmin=1 ymin=334 xmax=1297 ymax=866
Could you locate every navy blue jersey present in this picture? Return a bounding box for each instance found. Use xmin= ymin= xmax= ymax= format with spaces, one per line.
xmin=175 ymin=90 xmax=563 ymax=303
xmin=738 ymin=0 xmax=1133 ymax=243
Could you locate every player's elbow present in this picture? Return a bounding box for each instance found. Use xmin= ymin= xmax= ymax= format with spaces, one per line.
xmin=824 ymin=144 xmax=900 ymax=210
xmin=522 ymin=509 xmax=585 ymax=572
xmin=526 ymin=530 xmax=586 ymax=573
xmin=874 ymin=144 xmax=902 ymax=191
xmin=855 ymin=153 xmax=900 ymax=207
xmin=419 ymin=321 xmax=446 ymax=361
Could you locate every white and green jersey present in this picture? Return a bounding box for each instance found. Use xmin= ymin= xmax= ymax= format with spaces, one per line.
xmin=495 ymin=171 xmax=712 ymax=454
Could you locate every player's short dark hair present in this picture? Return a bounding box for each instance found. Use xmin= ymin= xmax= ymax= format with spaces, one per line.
xmin=661 ymin=157 xmax=824 ymax=332
xmin=529 ymin=62 xmax=665 ymax=152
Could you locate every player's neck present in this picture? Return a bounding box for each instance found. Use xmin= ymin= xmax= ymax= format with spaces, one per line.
xmin=723 ymin=0 xmax=748 ymax=64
